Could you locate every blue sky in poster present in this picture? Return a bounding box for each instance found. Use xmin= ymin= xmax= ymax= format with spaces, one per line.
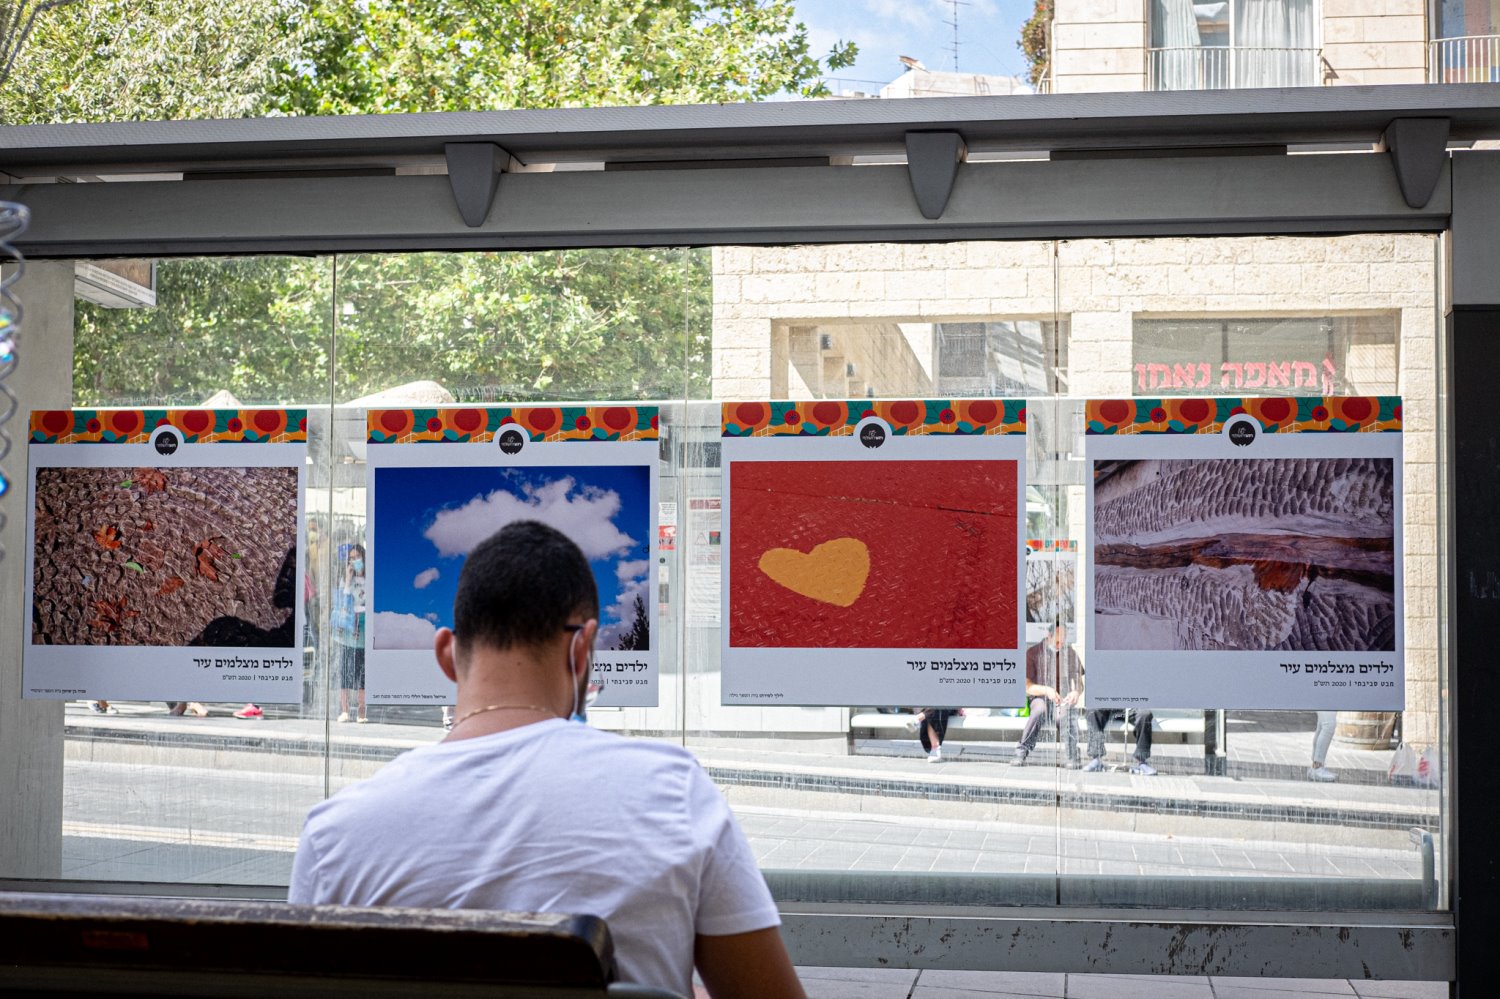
xmin=371 ymin=464 xmax=651 ymax=651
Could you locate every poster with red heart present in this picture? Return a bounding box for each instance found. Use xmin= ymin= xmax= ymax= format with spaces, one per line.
xmin=720 ymin=400 xmax=1027 ymax=707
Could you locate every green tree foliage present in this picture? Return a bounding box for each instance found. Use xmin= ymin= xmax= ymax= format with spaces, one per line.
xmin=278 ymin=0 xmax=858 ymax=114
xmin=1018 ymin=0 xmax=1052 ymax=89
xmin=73 ymin=256 xmax=334 ymax=406
xmin=73 ymin=247 xmax=711 ymax=406
xmin=330 ymin=248 xmax=710 ymax=403
xmin=1 ymin=0 xmax=306 ymax=124
xmin=4 ymin=2 xmax=851 ymax=405
xmin=3 ymin=0 xmax=854 ymax=123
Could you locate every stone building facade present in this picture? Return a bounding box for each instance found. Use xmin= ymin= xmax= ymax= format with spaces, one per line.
xmin=707 ymin=0 xmax=1473 ymax=747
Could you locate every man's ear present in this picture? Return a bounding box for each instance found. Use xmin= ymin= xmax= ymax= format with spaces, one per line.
xmin=435 ymin=627 xmax=459 ymax=683
xmin=572 ymin=618 xmax=599 ymax=677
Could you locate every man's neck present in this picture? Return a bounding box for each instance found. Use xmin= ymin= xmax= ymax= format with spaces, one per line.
xmin=445 ymin=646 xmax=570 ymax=742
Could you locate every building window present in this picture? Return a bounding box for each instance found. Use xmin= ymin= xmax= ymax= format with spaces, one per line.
xmin=1431 ymin=1 xmax=1500 ymax=83
xmin=935 ymin=320 xmax=1070 ymax=397
xmin=1132 ymin=315 xmax=1397 ymax=396
xmin=1149 ymin=0 xmax=1320 ymax=90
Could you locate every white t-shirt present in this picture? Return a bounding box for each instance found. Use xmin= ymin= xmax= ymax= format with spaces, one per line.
xmin=289 ymin=719 xmax=780 ymax=997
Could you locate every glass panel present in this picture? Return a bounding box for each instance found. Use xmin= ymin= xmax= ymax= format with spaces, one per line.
xmin=29 ymin=235 xmax=1447 ymax=920
xmin=689 ymin=234 xmax=1443 ymax=914
xmin=59 ymin=255 xmax=334 ymax=886
xmin=323 ymin=248 xmax=703 ymax=790
xmin=1438 ymin=0 xmax=1500 ymax=37
xmin=1055 ymin=234 xmax=1443 ymax=910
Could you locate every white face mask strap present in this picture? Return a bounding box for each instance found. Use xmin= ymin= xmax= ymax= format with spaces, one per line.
xmin=568 ymin=629 xmax=584 ymax=719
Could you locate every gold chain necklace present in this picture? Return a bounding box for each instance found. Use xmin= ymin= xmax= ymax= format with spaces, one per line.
xmin=452 ymin=703 xmax=557 ymax=729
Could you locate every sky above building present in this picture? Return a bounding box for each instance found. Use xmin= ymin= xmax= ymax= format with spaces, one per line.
xmin=796 ymin=0 xmax=1037 ymax=93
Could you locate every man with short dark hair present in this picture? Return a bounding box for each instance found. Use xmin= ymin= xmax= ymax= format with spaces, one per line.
xmin=291 ymin=520 xmax=804 ymax=999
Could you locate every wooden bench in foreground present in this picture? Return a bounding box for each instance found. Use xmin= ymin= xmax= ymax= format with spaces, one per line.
xmin=0 ymin=891 xmax=685 ymax=998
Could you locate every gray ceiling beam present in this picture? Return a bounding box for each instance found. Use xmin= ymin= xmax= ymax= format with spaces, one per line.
xmin=1 ymin=85 xmax=1498 ymax=176
xmin=2 ymin=150 xmax=1448 ymax=258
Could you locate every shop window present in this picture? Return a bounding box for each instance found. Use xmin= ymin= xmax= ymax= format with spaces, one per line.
xmin=1131 ymin=315 xmax=1398 ymax=396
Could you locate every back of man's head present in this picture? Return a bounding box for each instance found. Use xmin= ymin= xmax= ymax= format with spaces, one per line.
xmin=453 ymin=520 xmax=598 ymax=658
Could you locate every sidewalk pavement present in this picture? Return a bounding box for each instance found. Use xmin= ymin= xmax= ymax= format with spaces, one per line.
xmin=63 ymin=700 xmax=1441 ymax=843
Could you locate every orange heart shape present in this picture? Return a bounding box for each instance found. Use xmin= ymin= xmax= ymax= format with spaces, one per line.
xmin=757 ymin=537 xmax=870 ymax=608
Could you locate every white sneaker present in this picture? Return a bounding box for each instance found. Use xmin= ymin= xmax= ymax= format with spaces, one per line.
xmin=1129 ymin=761 xmax=1157 ymax=776
xmin=337 ymin=711 xmax=350 ymax=723
xmin=927 ymin=748 xmax=942 ymax=763
xmin=1308 ymin=766 xmax=1337 ymax=782
xmin=1083 ymin=757 xmax=1104 ymax=772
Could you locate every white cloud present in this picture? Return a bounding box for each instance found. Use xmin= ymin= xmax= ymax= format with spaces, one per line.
xmin=372 ymin=611 xmax=439 ymax=651
xmin=867 ymin=0 xmax=938 ymax=31
xmin=615 ymin=558 xmax=650 ymax=584
xmin=423 ymin=476 xmax=637 ymax=561
xmin=413 ymin=567 xmax=440 ymax=590
xmin=599 ymin=558 xmax=652 ymax=648
xmin=424 ymin=612 xmax=440 ymax=623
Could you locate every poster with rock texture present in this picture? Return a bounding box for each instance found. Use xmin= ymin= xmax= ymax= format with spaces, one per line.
xmin=1085 ymin=396 xmax=1403 ymax=710
xmin=720 ymin=400 xmax=1027 ymax=707
xmin=364 ymin=406 xmax=659 ymax=706
xmin=25 ymin=408 xmax=307 ymax=702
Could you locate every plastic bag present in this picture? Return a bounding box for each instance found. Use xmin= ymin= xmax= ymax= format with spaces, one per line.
xmin=1388 ymin=743 xmax=1419 ymax=785
xmin=1416 ymin=746 xmax=1440 ymax=788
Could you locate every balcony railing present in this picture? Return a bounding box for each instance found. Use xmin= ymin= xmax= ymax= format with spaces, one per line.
xmin=1430 ymin=35 xmax=1500 ymax=83
xmin=1148 ymin=46 xmax=1320 ymax=91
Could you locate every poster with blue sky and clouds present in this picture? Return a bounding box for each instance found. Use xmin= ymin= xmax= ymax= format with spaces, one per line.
xmin=364 ymin=409 xmax=659 ymax=706
xmin=372 ymin=464 xmax=652 ymax=651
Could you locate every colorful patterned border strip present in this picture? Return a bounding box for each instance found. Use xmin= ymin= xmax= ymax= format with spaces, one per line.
xmin=30 ymin=409 xmax=308 ymax=444
xmin=1026 ymin=539 xmax=1078 ymax=553
xmin=722 ymin=399 xmax=1025 ymax=437
xmin=1085 ymin=397 xmax=1401 ymax=436
xmin=368 ymin=406 xmax=659 ymax=444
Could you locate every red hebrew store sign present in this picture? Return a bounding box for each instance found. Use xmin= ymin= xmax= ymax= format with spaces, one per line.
xmin=1135 ymin=357 xmax=1337 ymax=394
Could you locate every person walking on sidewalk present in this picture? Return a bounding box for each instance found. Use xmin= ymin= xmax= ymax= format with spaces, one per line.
xmin=1309 ymin=710 xmax=1338 ymax=782
xmin=331 ymin=543 xmax=368 ymax=724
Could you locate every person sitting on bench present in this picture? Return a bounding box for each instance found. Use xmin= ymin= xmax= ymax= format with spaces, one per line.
xmin=290 ymin=520 xmax=805 ymax=999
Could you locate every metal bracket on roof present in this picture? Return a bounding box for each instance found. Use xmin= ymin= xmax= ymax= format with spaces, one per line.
xmin=904 ymin=131 xmax=967 ymax=220
xmin=1382 ymin=118 xmax=1450 ymax=209
xmin=444 ymin=142 xmax=508 ymax=227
